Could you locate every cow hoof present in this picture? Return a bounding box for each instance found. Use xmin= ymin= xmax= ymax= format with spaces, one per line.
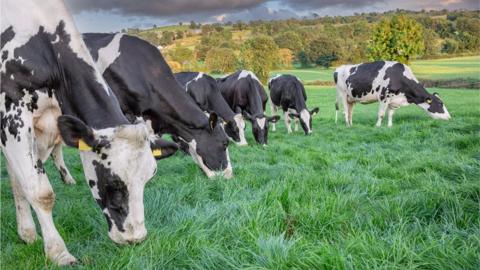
xmin=19 ymin=228 xmax=37 ymax=244
xmin=63 ymin=176 xmax=76 ymax=185
xmin=51 ymin=250 xmax=77 ymax=266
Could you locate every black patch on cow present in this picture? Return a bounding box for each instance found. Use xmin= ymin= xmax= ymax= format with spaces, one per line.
xmin=34 ymin=159 xmax=45 ymax=175
xmin=333 ymin=71 xmax=338 ymax=84
xmin=92 ymin=160 xmax=128 ymax=232
xmin=1 ymin=51 xmax=7 ymax=62
xmin=346 ymin=61 xmax=385 ymax=99
xmin=88 ymin=180 xmax=96 ymax=187
xmin=59 ymin=166 xmax=67 ymax=182
xmin=101 ymin=153 xmax=108 ymax=160
xmin=1 ymin=26 xmax=15 ymax=49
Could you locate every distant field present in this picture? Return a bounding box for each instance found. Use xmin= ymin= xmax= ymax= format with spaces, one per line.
xmin=1 ymin=87 xmax=479 ymax=269
xmin=271 ymin=56 xmax=480 ymax=84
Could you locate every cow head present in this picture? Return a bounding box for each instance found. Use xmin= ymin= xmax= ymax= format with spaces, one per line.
xmin=289 ymin=107 xmax=319 ymax=135
xmin=179 ymin=113 xmax=233 ymax=179
xmin=243 ymin=112 xmax=280 ymax=145
xmin=224 ymin=114 xmax=248 ymax=146
xmin=418 ymin=92 xmax=451 ymax=120
xmin=58 ymin=116 xmax=176 ymax=244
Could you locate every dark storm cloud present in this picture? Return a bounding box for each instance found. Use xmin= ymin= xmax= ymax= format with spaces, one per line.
xmin=66 ymin=0 xmax=268 ymax=16
xmin=283 ymin=0 xmax=383 ymax=9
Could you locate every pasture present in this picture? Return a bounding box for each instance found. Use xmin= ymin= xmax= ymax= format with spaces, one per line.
xmin=271 ymin=56 xmax=480 ymax=85
xmin=1 ymin=82 xmax=479 ymax=268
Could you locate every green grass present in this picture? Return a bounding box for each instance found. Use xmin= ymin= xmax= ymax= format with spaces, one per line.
xmin=1 ymin=87 xmax=479 ymax=269
xmin=272 ymin=56 xmax=480 ymax=83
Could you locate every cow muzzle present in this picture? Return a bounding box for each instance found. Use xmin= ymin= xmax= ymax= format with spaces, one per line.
xmin=108 ymin=221 xmax=147 ymax=245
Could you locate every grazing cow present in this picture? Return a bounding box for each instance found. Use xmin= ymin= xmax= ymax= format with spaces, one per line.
xmin=334 ymin=61 xmax=451 ymax=127
xmin=82 ymin=33 xmax=233 ymax=178
xmin=1 ymin=0 xmax=173 ymax=265
xmin=217 ymin=70 xmax=280 ymax=145
xmin=175 ymin=72 xmax=248 ymax=146
xmin=269 ymin=74 xmax=319 ymax=134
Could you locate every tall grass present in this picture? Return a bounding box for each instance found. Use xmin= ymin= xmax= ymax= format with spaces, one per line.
xmin=1 ymin=87 xmax=479 ymax=269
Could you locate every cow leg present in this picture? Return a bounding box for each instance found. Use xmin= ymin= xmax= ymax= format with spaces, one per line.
xmin=284 ymin=111 xmax=292 ymax=133
xmin=2 ymin=125 xmax=76 ymax=265
xmin=269 ymin=98 xmax=277 ymax=132
xmin=387 ymin=108 xmax=395 ymax=127
xmin=294 ymin=117 xmax=299 ymax=131
xmin=376 ymin=102 xmax=388 ymax=127
xmin=6 ymin=164 xmax=37 ymax=243
xmin=51 ymin=143 xmax=76 ymax=185
xmin=347 ymin=102 xmax=355 ymax=127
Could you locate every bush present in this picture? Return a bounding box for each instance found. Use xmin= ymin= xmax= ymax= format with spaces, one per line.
xmin=205 ymin=48 xmax=238 ymax=73
xmin=166 ymin=60 xmax=182 ymax=72
xmin=240 ymin=35 xmax=279 ymax=84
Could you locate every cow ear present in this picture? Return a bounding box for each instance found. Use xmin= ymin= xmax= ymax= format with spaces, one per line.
xmin=433 ymin=92 xmax=440 ymax=98
xmin=208 ymin=112 xmax=218 ymax=132
xmin=268 ymin=115 xmax=280 ymax=123
xmin=310 ymin=107 xmax=319 ymax=117
xmin=58 ymin=115 xmax=95 ymax=151
xmin=150 ymin=137 xmax=178 ymax=160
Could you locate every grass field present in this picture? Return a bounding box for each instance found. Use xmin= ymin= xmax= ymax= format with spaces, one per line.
xmin=1 ymin=85 xmax=479 ymax=269
xmin=271 ymin=56 xmax=480 ymax=84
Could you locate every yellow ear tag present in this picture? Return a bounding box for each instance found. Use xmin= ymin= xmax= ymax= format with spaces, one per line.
xmin=78 ymin=139 xmax=92 ymax=151
xmin=152 ymin=149 xmax=162 ymax=157
xmin=427 ymin=99 xmax=432 ymax=104
xmin=312 ymin=112 xmax=317 ymax=116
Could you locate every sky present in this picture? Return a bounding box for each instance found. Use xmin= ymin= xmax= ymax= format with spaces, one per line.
xmin=65 ymin=0 xmax=480 ymax=33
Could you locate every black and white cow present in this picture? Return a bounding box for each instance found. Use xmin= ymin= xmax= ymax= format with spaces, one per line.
xmin=175 ymin=72 xmax=248 ymax=146
xmin=217 ymin=70 xmax=280 ymax=145
xmin=334 ymin=61 xmax=451 ymax=127
xmin=1 ymin=0 xmax=173 ymax=265
xmin=269 ymin=74 xmax=319 ymax=135
xmin=82 ymin=33 xmax=233 ymax=178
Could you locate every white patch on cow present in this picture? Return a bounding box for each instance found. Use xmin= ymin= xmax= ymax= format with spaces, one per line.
xmin=52 ymin=34 xmax=60 ymax=44
xmin=238 ymin=70 xmax=261 ymax=83
xmin=194 ymin=72 xmax=204 ymax=81
xmin=300 ymin=109 xmax=311 ymax=133
xmin=256 ymin=117 xmax=266 ymax=130
xmin=10 ymin=74 xmax=14 ymax=80
xmin=387 ymin=93 xmax=409 ymax=109
xmin=234 ymin=114 xmax=247 ymax=146
xmin=96 ymin=33 xmax=123 ymax=75
xmin=402 ymin=64 xmax=419 ymax=83
xmin=184 ymin=72 xmax=204 ymax=92
xmin=268 ymin=74 xmax=281 ymax=84
xmin=1 ymin=0 xmax=110 ymax=95
xmin=18 ymin=56 xmax=25 ymax=64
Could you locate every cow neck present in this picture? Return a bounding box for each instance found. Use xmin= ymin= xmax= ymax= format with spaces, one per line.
xmin=51 ymin=38 xmax=129 ymax=128
xmin=207 ymin=80 xmax=236 ymax=122
xmin=402 ymin=79 xmax=430 ymax=105
xmin=247 ymin=81 xmax=265 ymax=117
xmin=294 ymin=87 xmax=308 ymax=112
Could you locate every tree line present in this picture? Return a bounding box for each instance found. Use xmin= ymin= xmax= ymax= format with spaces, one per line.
xmin=127 ymin=9 xmax=479 ymax=84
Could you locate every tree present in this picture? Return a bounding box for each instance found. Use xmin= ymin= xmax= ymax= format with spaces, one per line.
xmin=175 ymin=30 xmax=184 ymax=39
xmin=205 ymin=48 xmax=238 ymax=73
xmin=277 ymin=48 xmax=293 ymax=69
xmin=189 ymin=21 xmax=197 ymax=29
xmin=169 ymin=46 xmax=195 ymax=66
xmin=368 ymin=15 xmax=425 ymax=63
xmin=274 ymin=31 xmax=303 ymax=54
xmin=306 ymin=36 xmax=338 ymax=68
xmin=166 ymin=60 xmax=182 ymax=72
xmin=240 ymin=35 xmax=279 ymax=84
xmin=159 ymin=31 xmax=175 ymax=46
xmin=194 ymin=44 xmax=210 ymax=62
